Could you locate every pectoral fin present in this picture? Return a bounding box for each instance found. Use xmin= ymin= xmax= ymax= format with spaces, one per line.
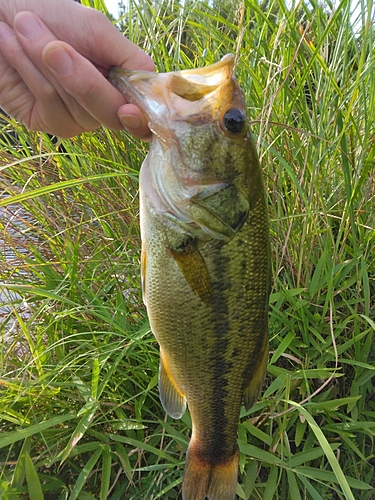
xmin=243 ymin=336 xmax=269 ymax=411
xmin=170 ymin=242 xmax=213 ymax=304
xmin=159 ymin=349 xmax=187 ymax=419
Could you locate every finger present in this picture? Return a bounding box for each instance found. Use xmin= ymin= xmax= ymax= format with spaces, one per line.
xmin=1 ymin=3 xmax=154 ymax=138
xmin=43 ymin=41 xmax=153 ymax=139
xmin=12 ymin=2 xmax=155 ymax=73
xmin=15 ymin=11 xmax=152 ymax=138
xmin=13 ymin=11 xmax=100 ymax=133
xmin=0 ymin=22 xmax=31 ymax=116
xmin=80 ymin=7 xmax=155 ymax=72
xmin=43 ymin=42 xmax=153 ymax=139
xmin=0 ymin=21 xmax=85 ymax=136
xmin=0 ymin=22 xmax=37 ymax=119
xmin=42 ymin=41 xmax=131 ymax=131
xmin=118 ymin=104 xmax=152 ymax=142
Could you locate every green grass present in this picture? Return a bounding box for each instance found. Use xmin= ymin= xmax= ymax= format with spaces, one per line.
xmin=0 ymin=0 xmax=374 ymax=498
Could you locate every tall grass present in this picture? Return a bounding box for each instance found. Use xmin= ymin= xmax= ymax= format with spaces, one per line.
xmin=0 ymin=0 xmax=374 ymax=498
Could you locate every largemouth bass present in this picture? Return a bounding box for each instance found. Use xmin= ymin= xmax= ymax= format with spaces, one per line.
xmin=110 ymin=54 xmax=270 ymax=500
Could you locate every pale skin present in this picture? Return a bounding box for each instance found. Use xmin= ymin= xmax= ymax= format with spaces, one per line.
xmin=0 ymin=0 xmax=154 ymax=139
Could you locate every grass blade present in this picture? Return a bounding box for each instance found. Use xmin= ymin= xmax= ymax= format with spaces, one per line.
xmin=287 ymin=401 xmax=355 ymax=500
xmin=24 ymin=452 xmax=44 ymax=500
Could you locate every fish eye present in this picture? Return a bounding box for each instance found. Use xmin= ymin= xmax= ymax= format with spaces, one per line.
xmin=222 ymin=108 xmax=246 ymax=134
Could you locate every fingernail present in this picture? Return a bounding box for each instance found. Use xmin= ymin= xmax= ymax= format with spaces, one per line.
xmin=44 ymin=46 xmax=73 ymax=75
xmin=0 ymin=22 xmax=13 ymax=40
xmin=15 ymin=12 xmax=42 ymax=39
xmin=119 ymin=114 xmax=142 ymax=130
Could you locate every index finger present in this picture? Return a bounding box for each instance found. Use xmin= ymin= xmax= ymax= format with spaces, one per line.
xmin=3 ymin=0 xmax=155 ymax=72
xmin=42 ymin=40 xmax=146 ymax=133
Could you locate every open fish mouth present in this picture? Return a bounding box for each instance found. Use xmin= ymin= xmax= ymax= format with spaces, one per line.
xmin=109 ymin=54 xmax=245 ymax=137
xmin=109 ymin=53 xmax=235 ymax=103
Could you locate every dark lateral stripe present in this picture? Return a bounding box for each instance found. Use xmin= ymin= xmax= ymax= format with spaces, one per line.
xmin=206 ymin=249 xmax=236 ymax=463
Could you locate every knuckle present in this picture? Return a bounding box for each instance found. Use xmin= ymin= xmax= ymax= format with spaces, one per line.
xmin=40 ymin=83 xmax=59 ymax=102
xmin=84 ymin=8 xmax=108 ymax=35
xmin=84 ymin=8 xmax=114 ymax=47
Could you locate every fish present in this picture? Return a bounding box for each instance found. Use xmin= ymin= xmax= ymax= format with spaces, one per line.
xmin=109 ymin=54 xmax=271 ymax=500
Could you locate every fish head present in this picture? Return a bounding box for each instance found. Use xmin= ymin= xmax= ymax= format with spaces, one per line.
xmin=110 ymin=55 xmax=259 ymax=240
xmin=110 ymin=54 xmax=246 ymax=136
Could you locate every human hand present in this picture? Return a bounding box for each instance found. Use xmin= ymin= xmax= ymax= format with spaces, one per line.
xmin=0 ymin=0 xmax=154 ymax=139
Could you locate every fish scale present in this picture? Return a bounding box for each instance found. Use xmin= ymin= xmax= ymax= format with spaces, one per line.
xmin=110 ymin=54 xmax=271 ymax=500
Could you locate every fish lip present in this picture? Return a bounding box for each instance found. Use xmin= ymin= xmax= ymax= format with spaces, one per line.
xmin=108 ymin=67 xmax=155 ymax=111
xmin=109 ymin=67 xmax=169 ymax=140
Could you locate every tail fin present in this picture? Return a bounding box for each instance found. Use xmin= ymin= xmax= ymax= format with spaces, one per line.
xmin=182 ymin=446 xmax=239 ymax=500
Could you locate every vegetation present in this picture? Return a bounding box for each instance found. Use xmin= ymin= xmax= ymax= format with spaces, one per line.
xmin=0 ymin=0 xmax=374 ymax=498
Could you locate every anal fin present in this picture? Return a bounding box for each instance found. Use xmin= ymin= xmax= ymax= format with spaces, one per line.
xmin=159 ymin=349 xmax=187 ymax=419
